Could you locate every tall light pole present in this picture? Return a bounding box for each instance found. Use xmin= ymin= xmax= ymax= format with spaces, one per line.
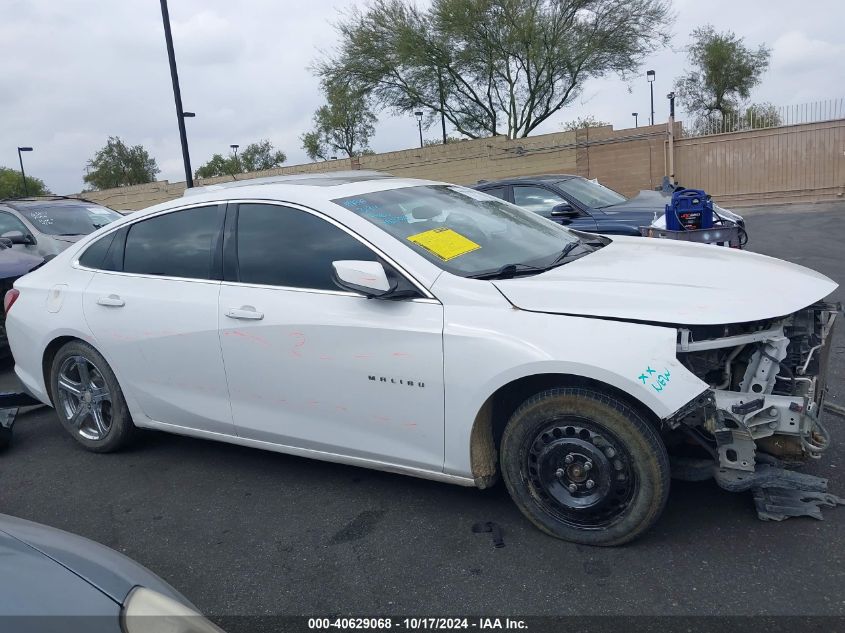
xmin=17 ymin=147 xmax=33 ymax=196
xmin=632 ymin=112 xmax=638 ymax=128
xmin=160 ymin=0 xmax=194 ymax=188
xmin=230 ymin=144 xmax=240 ymax=171
xmin=646 ymin=70 xmax=656 ymax=126
xmin=414 ymin=111 xmax=424 ymax=149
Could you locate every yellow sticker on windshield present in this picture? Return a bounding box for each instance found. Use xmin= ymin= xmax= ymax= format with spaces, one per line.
xmin=407 ymin=227 xmax=481 ymax=261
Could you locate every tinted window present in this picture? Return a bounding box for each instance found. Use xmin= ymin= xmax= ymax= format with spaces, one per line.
xmin=512 ymin=186 xmax=568 ymax=216
xmin=123 ymin=206 xmax=221 ymax=279
xmin=78 ymin=232 xmax=116 ymax=269
xmin=480 ymin=186 xmax=506 ymax=200
xmin=236 ymin=204 xmax=376 ymax=290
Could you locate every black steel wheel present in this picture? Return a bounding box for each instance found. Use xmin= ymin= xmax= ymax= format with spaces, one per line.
xmin=501 ymin=387 xmax=670 ymax=546
xmin=528 ymin=421 xmax=637 ymax=529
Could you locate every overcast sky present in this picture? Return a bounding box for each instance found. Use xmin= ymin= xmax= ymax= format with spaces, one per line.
xmin=2 ymin=0 xmax=844 ymax=195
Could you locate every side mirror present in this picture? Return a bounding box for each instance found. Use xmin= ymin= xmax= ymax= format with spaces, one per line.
xmin=332 ymin=260 xmax=396 ymax=298
xmin=550 ymin=203 xmax=579 ymax=218
xmin=2 ymin=230 xmax=34 ymax=245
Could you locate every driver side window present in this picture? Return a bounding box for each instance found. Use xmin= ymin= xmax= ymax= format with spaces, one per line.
xmin=0 ymin=212 xmax=31 ymax=238
xmin=235 ymin=203 xmax=378 ymax=291
xmin=512 ymin=186 xmax=572 ymax=218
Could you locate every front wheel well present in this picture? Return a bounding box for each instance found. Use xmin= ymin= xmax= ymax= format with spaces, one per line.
xmin=469 ymin=373 xmax=662 ymax=488
xmin=42 ymin=336 xmax=84 ymax=405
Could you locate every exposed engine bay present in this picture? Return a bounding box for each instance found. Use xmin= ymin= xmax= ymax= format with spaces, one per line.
xmin=669 ymin=301 xmax=843 ymax=519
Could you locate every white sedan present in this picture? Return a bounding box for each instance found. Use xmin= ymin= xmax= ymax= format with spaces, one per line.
xmin=5 ymin=172 xmax=839 ymax=545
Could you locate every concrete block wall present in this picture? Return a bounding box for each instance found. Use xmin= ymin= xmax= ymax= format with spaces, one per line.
xmin=77 ymin=119 xmax=844 ymax=211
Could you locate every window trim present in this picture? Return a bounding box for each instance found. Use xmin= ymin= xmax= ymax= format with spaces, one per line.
xmin=223 ymin=200 xmax=437 ymax=301
xmin=74 ymin=198 xmax=437 ymax=302
xmin=74 ymin=201 xmax=227 ymax=283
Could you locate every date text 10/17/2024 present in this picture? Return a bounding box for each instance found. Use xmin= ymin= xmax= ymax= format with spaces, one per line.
xmin=308 ymin=618 xmax=528 ymax=630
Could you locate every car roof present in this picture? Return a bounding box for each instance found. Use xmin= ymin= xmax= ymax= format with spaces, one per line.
xmin=138 ymin=170 xmax=445 ymax=216
xmin=475 ymin=174 xmax=580 ymax=186
xmin=0 ymin=196 xmax=108 ymax=212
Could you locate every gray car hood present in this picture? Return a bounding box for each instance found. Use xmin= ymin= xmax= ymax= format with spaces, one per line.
xmin=0 ymin=513 xmax=192 ymax=609
xmin=492 ymin=235 xmax=837 ymax=325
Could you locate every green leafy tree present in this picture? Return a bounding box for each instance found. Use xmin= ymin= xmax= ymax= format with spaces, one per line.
xmin=0 ymin=166 xmax=49 ymax=198
xmin=318 ymin=0 xmax=672 ymax=139
xmin=194 ymin=153 xmax=241 ymax=179
xmin=739 ymin=102 xmax=782 ymax=130
xmin=675 ymin=25 xmax=771 ymax=128
xmin=238 ymin=139 xmax=287 ymax=172
xmin=561 ymin=116 xmax=610 ymax=131
xmin=422 ymin=135 xmax=466 ymax=146
xmin=195 ymin=140 xmax=287 ymax=179
xmin=302 ymin=83 xmax=377 ymax=161
xmin=83 ymin=137 xmax=160 ymax=190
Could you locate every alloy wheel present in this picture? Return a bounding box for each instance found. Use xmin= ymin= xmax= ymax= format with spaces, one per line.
xmin=56 ymin=355 xmax=113 ymax=441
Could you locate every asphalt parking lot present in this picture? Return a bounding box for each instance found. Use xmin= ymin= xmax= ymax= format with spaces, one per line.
xmin=1 ymin=202 xmax=844 ymax=622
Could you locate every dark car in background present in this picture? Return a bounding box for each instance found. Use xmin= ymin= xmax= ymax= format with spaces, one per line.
xmin=474 ymin=174 xmax=745 ymax=238
xmin=0 ymin=240 xmax=42 ymax=358
xmin=0 ymin=196 xmax=122 ymax=261
xmin=0 ymin=513 xmax=222 ymax=632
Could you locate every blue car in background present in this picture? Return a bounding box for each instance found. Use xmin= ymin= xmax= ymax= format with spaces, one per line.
xmin=474 ymin=174 xmax=746 ymax=240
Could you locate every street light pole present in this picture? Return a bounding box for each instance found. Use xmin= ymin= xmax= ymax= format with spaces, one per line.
xmin=647 ymin=70 xmax=656 ymax=126
xmin=160 ymin=0 xmax=194 ymax=188
xmin=230 ymin=144 xmax=240 ymax=171
xmin=632 ymin=112 xmax=638 ymax=128
xmin=17 ymin=147 xmax=33 ymax=197
xmin=414 ymin=111 xmax=424 ymax=149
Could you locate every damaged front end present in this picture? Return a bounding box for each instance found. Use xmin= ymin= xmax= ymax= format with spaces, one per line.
xmin=670 ymin=301 xmax=844 ymax=519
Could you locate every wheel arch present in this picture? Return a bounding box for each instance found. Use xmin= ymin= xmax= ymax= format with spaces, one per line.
xmin=42 ymin=335 xmax=86 ymax=405
xmin=469 ymin=373 xmax=663 ymax=488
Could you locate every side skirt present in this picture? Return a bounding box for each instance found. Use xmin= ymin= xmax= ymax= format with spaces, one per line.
xmin=138 ymin=419 xmax=478 ymax=488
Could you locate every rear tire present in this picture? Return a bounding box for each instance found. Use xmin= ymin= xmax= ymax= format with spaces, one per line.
xmin=50 ymin=340 xmax=135 ymax=453
xmin=500 ymin=387 xmax=670 ymax=546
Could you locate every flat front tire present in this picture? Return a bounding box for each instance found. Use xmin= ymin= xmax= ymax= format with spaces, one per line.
xmin=50 ymin=340 xmax=135 ymax=453
xmin=501 ymin=387 xmax=670 ymax=546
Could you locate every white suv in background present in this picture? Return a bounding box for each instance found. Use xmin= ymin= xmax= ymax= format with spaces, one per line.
xmin=5 ymin=172 xmax=839 ymax=545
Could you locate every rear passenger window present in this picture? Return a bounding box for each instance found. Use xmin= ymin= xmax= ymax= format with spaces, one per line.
xmin=123 ymin=206 xmax=221 ymax=280
xmin=236 ymin=203 xmax=376 ymax=290
xmin=78 ymin=232 xmax=116 ymax=270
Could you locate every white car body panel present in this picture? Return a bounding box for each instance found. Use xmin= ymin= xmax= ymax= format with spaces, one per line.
xmin=493 ymin=235 xmax=836 ymax=325
xmin=430 ymin=274 xmax=708 ymax=476
xmin=82 ymin=273 xmax=235 ymax=435
xmin=5 ymin=174 xmax=837 ymax=488
xmin=218 ymin=281 xmax=445 ymax=470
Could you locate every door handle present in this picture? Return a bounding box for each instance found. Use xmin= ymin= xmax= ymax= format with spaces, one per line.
xmin=226 ymin=306 xmax=264 ymax=320
xmin=97 ymin=294 xmax=125 ymax=307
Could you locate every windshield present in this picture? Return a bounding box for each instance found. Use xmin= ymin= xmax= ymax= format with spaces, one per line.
xmin=333 ymin=185 xmax=580 ymax=278
xmin=18 ymin=204 xmax=121 ymax=236
xmin=556 ymin=177 xmax=627 ymax=209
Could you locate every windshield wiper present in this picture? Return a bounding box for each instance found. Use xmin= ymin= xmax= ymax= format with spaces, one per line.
xmin=468 ymin=263 xmax=547 ymax=280
xmin=547 ymin=240 xmax=585 ymax=267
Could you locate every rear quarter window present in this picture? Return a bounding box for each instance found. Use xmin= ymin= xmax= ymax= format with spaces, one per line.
xmin=78 ymin=232 xmax=118 ymax=270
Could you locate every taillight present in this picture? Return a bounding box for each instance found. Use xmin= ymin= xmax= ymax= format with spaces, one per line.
xmin=4 ymin=289 xmax=20 ymax=314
